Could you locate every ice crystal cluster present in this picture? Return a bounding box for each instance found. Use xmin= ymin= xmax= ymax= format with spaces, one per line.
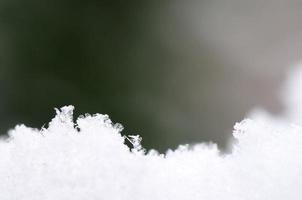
xmin=2 ymin=67 xmax=302 ymax=200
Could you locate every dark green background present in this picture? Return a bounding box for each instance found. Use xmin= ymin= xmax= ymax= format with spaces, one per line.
xmin=0 ymin=1 xmax=275 ymax=152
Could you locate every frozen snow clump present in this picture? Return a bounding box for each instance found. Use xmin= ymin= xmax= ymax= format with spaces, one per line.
xmin=2 ymin=65 xmax=302 ymax=199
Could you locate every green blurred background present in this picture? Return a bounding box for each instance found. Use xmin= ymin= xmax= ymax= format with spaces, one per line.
xmin=1 ymin=0 xmax=301 ymax=151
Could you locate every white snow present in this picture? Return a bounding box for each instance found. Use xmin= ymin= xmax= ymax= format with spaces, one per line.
xmin=2 ymin=65 xmax=302 ymax=199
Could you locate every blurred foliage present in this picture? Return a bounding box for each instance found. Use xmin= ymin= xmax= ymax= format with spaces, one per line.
xmin=0 ymin=0 xmax=237 ymax=151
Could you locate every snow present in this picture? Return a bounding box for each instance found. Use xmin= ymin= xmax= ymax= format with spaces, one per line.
xmin=2 ymin=66 xmax=302 ymax=199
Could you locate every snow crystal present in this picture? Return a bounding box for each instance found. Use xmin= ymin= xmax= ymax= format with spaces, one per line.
xmin=2 ymin=65 xmax=302 ymax=199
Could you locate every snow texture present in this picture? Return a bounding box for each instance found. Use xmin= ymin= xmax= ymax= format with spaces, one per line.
xmin=2 ymin=66 xmax=302 ymax=199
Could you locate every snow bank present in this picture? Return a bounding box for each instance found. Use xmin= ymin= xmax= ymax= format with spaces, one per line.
xmin=2 ymin=66 xmax=302 ymax=199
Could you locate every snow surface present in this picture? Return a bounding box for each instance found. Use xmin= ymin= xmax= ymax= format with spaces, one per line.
xmin=2 ymin=66 xmax=302 ymax=199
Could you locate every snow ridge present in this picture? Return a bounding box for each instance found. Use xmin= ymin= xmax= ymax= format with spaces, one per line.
xmin=2 ymin=66 xmax=302 ymax=199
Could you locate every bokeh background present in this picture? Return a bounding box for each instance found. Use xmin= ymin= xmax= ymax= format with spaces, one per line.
xmin=1 ymin=0 xmax=301 ymax=151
